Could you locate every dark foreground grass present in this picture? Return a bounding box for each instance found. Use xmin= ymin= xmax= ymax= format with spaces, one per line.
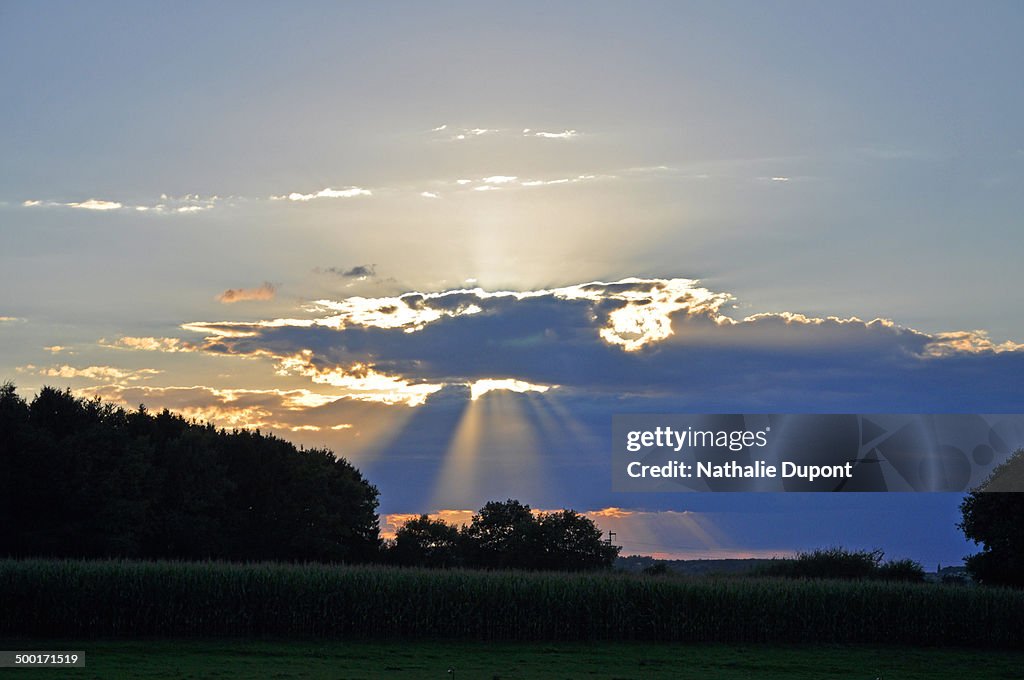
xmin=2 ymin=640 xmax=1023 ymax=679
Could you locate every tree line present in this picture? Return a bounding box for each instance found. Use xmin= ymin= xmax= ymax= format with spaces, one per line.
xmin=0 ymin=383 xmax=380 ymax=562
xmin=2 ymin=382 xmax=1021 ymax=582
xmin=0 ymin=383 xmax=618 ymax=571
xmin=387 ymin=500 xmax=619 ymax=570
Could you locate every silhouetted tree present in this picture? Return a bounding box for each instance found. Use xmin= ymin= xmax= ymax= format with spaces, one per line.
xmin=0 ymin=383 xmax=380 ymax=563
xmin=533 ymin=509 xmax=620 ymax=571
xmin=960 ymin=449 xmax=1024 ymax=587
xmin=756 ymin=547 xmax=922 ymax=582
xmin=392 ymin=515 xmax=462 ymax=568
xmin=455 ymin=499 xmax=618 ymax=571
xmin=461 ymin=499 xmax=539 ymax=569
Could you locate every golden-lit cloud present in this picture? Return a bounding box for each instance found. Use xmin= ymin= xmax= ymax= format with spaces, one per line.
xmin=468 ymin=378 xmax=555 ymax=401
xmin=30 ymin=364 xmax=162 ymax=382
xmin=380 ymin=509 xmax=477 ymax=539
xmin=103 ymin=336 xmax=198 ymax=352
xmin=216 ymin=282 xmax=277 ymax=304
xmin=75 ymin=384 xmax=347 ymax=431
xmin=275 ymin=352 xmax=444 ymax=407
xmin=381 ymin=505 xmax=790 ymax=560
xmin=924 ymin=330 xmax=1024 ymax=357
xmin=307 ymin=293 xmax=483 ymax=331
xmin=100 ymin=277 xmax=1024 ymax=419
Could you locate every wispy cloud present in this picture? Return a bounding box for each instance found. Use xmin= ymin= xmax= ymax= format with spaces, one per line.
xmin=102 ymin=336 xmax=198 ymax=352
xmin=21 ymin=193 xmax=221 ymax=214
xmin=74 ymin=384 xmax=356 ymax=432
xmin=526 ymin=129 xmax=578 ymax=139
xmin=279 ymin=186 xmax=372 ymax=201
xmin=455 ymin=174 xmax=602 ymax=191
xmin=434 ymin=125 xmax=583 ymax=142
xmin=216 ymin=282 xmax=277 ymax=304
xmin=315 ymin=264 xmax=377 ymax=280
xmin=30 ymin=364 xmax=162 ymax=382
xmin=67 ymin=198 xmax=123 ymax=210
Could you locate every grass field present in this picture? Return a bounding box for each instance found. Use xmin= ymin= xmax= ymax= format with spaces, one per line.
xmin=4 ymin=640 xmax=1024 ymax=679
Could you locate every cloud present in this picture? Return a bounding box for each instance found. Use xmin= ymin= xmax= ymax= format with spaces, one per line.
xmin=924 ymin=330 xmax=1024 ymax=356
xmin=275 ymin=352 xmax=444 ymax=406
xmin=43 ymin=345 xmax=67 ymax=353
xmin=73 ymin=383 xmax=362 ymax=431
xmin=456 ymin=174 xmax=602 ymax=191
xmin=434 ymin=126 xmax=581 ymax=142
xmin=379 ymin=506 xmax=785 ymax=559
xmin=67 ymin=198 xmax=122 ymax=210
xmin=420 ymin=191 xmax=439 ymax=199
xmin=102 ymin=336 xmax=198 ymax=352
xmin=341 ymin=265 xmax=376 ymax=279
xmin=530 ymin=129 xmax=578 ymax=139
xmin=468 ymin=378 xmax=555 ymax=401
xmin=32 ymin=364 xmax=162 ymax=382
xmin=21 ymin=193 xmax=220 ymax=214
xmin=313 ymin=265 xmax=378 ymax=281
xmin=216 ymin=282 xmax=277 ymax=304
xmin=93 ymin=275 xmax=1024 ymax=521
xmin=282 ymin=187 xmax=371 ymax=201
xmin=0 ymin=316 xmax=22 ymax=323
xmin=102 ymin=276 xmax=1024 ymax=421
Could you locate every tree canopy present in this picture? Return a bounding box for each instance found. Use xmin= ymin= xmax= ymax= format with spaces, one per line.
xmin=959 ymin=448 xmax=1024 ymax=587
xmin=0 ymin=383 xmax=380 ymax=563
xmin=390 ymin=499 xmax=620 ymax=571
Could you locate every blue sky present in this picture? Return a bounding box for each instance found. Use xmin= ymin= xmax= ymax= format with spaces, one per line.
xmin=2 ymin=1 xmax=1023 ymax=564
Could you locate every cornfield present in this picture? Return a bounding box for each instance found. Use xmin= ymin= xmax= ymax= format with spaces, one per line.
xmin=1 ymin=559 xmax=1021 ymax=647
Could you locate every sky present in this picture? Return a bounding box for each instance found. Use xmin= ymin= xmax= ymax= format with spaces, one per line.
xmin=2 ymin=1 xmax=1023 ymax=566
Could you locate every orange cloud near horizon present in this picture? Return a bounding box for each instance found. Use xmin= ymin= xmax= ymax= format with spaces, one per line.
xmin=217 ymin=282 xmax=277 ymax=304
xmin=380 ymin=506 xmax=793 ymax=561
